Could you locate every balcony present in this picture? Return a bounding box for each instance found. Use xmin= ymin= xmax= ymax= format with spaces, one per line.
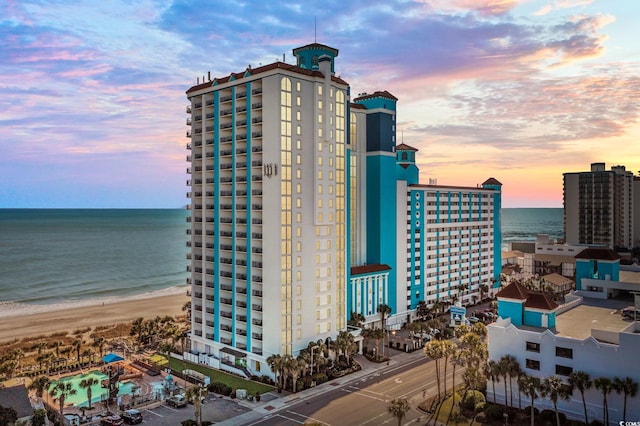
xmin=186 ymin=131 xmax=191 ymax=138
xmin=186 ymin=106 xmax=192 ymax=114
xmin=252 ymin=304 xmax=263 ymax=312
xmin=252 ymin=333 xmax=263 ymax=340
xmin=186 ymin=118 xmax=192 ymax=125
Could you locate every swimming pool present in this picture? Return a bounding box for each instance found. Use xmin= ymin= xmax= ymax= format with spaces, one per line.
xmin=51 ymin=370 xmax=135 ymax=407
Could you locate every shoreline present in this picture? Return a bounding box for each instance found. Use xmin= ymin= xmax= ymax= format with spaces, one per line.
xmin=0 ymin=292 xmax=190 ymax=342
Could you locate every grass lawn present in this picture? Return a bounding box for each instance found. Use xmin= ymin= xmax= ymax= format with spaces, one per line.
xmin=158 ymin=354 xmax=274 ymax=395
xmin=430 ymin=393 xmax=483 ymax=426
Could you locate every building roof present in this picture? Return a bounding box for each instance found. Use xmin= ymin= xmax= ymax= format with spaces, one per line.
xmin=542 ymin=273 xmax=574 ymax=287
xmin=524 ymin=292 xmax=559 ymax=311
xmin=495 ymin=281 xmax=529 ymax=300
xmin=535 ymin=253 xmax=577 ymax=265
xmin=395 ymin=143 xmax=418 ymax=152
xmin=351 ymin=264 xmax=392 ymax=275
xmin=0 ymin=385 xmax=32 ymax=418
xmin=353 ymin=90 xmax=398 ymax=102
xmin=575 ymin=248 xmax=620 ymax=261
xmin=186 ymin=61 xmax=348 ymax=94
xmin=350 ymin=103 xmax=367 ymax=110
xmin=292 ymin=43 xmax=339 ymax=56
xmin=503 ymin=250 xmax=524 ymax=258
xmin=482 ymin=177 xmax=502 ymax=186
xmin=409 ymin=184 xmax=497 ymax=192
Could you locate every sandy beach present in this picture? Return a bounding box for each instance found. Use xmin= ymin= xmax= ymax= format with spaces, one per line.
xmin=0 ymin=293 xmax=189 ymax=342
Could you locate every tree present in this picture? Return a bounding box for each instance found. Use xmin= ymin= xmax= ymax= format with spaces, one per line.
xmin=185 ymin=385 xmax=205 ymax=426
xmin=92 ymin=336 xmax=106 ymax=359
xmin=498 ymin=354 xmax=519 ymax=408
xmin=79 ymin=377 xmax=99 ymax=410
xmin=441 ymin=340 xmax=457 ymax=397
xmin=518 ymin=374 xmax=540 ymax=426
xmin=614 ymin=376 xmax=638 ymax=425
xmin=266 ymin=354 xmax=284 ymax=391
xmin=449 ymin=349 xmax=464 ymax=419
xmin=416 ymin=301 xmax=430 ymax=320
xmin=50 ymin=381 xmax=77 ymax=425
xmin=285 ymin=356 xmax=303 ymax=392
xmin=71 ymin=339 xmax=82 ymax=363
xmin=348 ymin=311 xmax=365 ymax=327
xmin=568 ymin=371 xmax=592 ymax=425
xmin=541 ymin=376 xmax=571 ymax=426
xmin=31 ymin=408 xmax=47 ymax=426
xmin=424 ymin=340 xmax=445 ymax=401
xmin=0 ymin=406 xmax=17 ymax=426
xmin=388 ymin=397 xmax=410 ymax=426
xmin=594 ymin=377 xmax=614 ymax=426
xmin=485 ymin=360 xmax=501 ymax=404
xmin=377 ymin=304 xmax=392 ymax=358
xmin=28 ymin=376 xmax=51 ymax=399
xmin=479 ymin=283 xmax=489 ymax=301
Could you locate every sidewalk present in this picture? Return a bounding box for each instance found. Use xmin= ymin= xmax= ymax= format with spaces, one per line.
xmin=218 ymin=349 xmax=425 ymax=426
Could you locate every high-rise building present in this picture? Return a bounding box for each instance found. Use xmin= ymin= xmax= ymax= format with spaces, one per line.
xmin=563 ymin=162 xmax=636 ymax=250
xmin=184 ymin=43 xmax=502 ymax=377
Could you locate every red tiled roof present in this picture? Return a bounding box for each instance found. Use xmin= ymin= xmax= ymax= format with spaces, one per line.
xmin=186 ymin=62 xmax=348 ymax=94
xmin=495 ymin=281 xmax=529 ymax=300
xmin=353 ymin=90 xmax=398 ymax=102
xmin=482 ymin=177 xmax=502 ymax=186
xmin=575 ymin=248 xmax=620 ymax=261
xmin=395 ymin=143 xmax=418 ymax=152
xmin=351 ymin=264 xmax=392 ymax=275
xmin=350 ymin=103 xmax=367 ymax=110
xmin=524 ymin=292 xmax=559 ymax=311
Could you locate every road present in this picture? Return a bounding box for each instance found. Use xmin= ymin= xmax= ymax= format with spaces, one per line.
xmin=238 ymin=354 xmax=465 ymax=426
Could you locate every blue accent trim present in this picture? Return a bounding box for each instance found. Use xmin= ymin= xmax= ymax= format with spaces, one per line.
xmin=346 ymin=146 xmax=352 ymax=320
xmin=213 ymin=91 xmax=220 ymax=342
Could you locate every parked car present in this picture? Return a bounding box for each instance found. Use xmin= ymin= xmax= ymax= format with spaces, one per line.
xmin=121 ymin=409 xmax=143 ymax=425
xmin=166 ymin=394 xmax=187 ymax=408
xmin=621 ymin=307 xmax=640 ymax=320
xmin=467 ymin=316 xmax=480 ymax=324
xmin=100 ymin=415 xmax=124 ymax=426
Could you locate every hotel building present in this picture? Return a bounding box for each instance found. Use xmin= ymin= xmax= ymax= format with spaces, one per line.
xmin=563 ymin=162 xmax=638 ymax=250
xmin=184 ymin=43 xmax=502 ymax=376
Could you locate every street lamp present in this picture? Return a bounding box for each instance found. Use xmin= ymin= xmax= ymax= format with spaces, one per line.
xmin=310 ymin=345 xmax=315 ymax=376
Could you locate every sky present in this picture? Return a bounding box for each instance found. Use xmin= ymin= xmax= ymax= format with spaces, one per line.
xmin=1 ymin=0 xmax=639 ymax=208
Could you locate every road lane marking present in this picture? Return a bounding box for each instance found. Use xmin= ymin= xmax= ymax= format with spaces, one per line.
xmin=286 ymin=411 xmax=329 ymax=426
xmin=145 ymin=409 xmax=164 ymax=417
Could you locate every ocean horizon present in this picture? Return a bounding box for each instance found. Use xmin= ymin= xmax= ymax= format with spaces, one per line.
xmin=0 ymin=207 xmax=562 ymax=317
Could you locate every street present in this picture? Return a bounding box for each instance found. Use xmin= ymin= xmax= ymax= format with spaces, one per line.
xmin=236 ymin=351 xmax=465 ymax=426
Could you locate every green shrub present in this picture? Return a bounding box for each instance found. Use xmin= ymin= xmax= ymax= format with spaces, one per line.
xmin=539 ymin=409 xmax=555 ymax=424
xmin=474 ymin=401 xmax=485 ymax=413
xmin=483 ymin=403 xmax=505 ymax=421
xmin=461 ymin=390 xmax=485 ymax=410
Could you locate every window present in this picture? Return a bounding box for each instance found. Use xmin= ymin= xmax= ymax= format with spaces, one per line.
xmin=555 ymin=365 xmax=573 ymax=376
xmin=526 ymin=342 xmax=540 ymax=353
xmin=556 ymin=347 xmax=573 ymax=359
xmin=526 ymin=359 xmax=540 ymax=370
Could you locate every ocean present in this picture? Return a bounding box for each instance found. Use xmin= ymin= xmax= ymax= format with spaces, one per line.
xmin=0 ymin=207 xmax=562 ymax=316
xmin=0 ymin=209 xmax=189 ymax=317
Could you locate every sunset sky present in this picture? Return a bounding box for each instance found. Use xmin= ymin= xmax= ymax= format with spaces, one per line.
xmin=1 ymin=0 xmax=638 ymax=208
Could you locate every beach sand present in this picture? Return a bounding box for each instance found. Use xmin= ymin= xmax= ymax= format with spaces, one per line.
xmin=0 ymin=293 xmax=189 ymax=342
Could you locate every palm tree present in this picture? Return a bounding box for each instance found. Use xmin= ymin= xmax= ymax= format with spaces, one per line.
xmin=541 ymin=376 xmax=571 ymax=426
xmin=568 ymin=371 xmax=592 ymax=425
xmin=497 ymin=357 xmax=510 ymax=408
xmin=348 ymin=311 xmax=365 ymax=327
xmin=479 ymin=283 xmax=489 ymax=301
xmin=485 ymin=360 xmax=501 ymax=404
xmin=388 ymin=397 xmax=410 ymax=426
xmin=71 ymin=339 xmax=82 ymax=363
xmin=286 ymin=356 xmax=303 ymax=392
xmin=377 ymin=304 xmax=392 ymax=357
xmin=498 ymin=355 xmax=518 ymax=408
xmin=424 ymin=340 xmax=445 ymax=401
xmin=185 ymin=385 xmax=205 ymax=426
xmin=78 ymin=377 xmax=99 ymax=410
xmin=92 ymin=336 xmax=106 ymax=359
xmin=28 ymin=376 xmax=51 ymax=399
xmin=130 ymin=317 xmax=145 ymax=344
xmin=594 ymin=377 xmax=614 ymax=426
xmin=518 ymin=374 xmax=540 ymax=426
xmin=441 ymin=340 xmax=457 ymax=397
xmin=50 ymin=381 xmax=77 ymax=425
xmin=614 ymin=376 xmax=638 ymax=424
xmin=449 ymin=349 xmax=464 ymax=419
xmin=266 ymin=354 xmax=284 ymax=391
